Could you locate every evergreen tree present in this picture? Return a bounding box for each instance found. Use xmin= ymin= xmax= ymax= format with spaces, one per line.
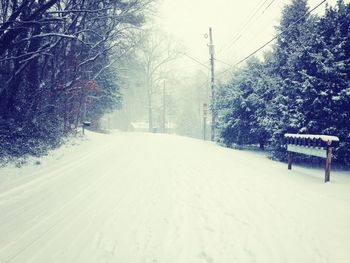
xmin=269 ymin=0 xmax=315 ymax=159
xmin=302 ymin=0 xmax=350 ymax=165
xmin=216 ymin=58 xmax=272 ymax=149
xmin=216 ymin=0 xmax=350 ymax=166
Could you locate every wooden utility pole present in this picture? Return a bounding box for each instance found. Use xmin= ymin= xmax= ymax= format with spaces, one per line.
xmin=162 ymin=80 xmax=166 ymax=133
xmin=208 ymin=27 xmax=215 ymax=141
xmin=147 ymin=79 xmax=153 ymax=133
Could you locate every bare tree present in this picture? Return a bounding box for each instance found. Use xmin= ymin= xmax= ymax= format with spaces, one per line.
xmin=134 ymin=28 xmax=179 ymax=132
xmin=0 ymin=0 xmax=154 ymax=158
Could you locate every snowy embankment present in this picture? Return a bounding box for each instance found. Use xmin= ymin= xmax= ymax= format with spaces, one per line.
xmin=0 ymin=131 xmax=349 ymax=263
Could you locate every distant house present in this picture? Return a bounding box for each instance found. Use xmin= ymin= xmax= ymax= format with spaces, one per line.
xmin=130 ymin=122 xmax=150 ymax=132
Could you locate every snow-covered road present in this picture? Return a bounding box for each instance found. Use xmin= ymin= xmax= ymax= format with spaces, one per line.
xmin=0 ymin=132 xmax=349 ymax=263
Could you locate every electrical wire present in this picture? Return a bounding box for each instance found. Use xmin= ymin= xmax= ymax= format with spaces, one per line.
xmin=214 ymin=58 xmax=234 ymax=67
xmin=180 ymin=52 xmax=210 ymax=70
xmin=217 ymin=0 xmax=327 ymax=77
xmin=217 ymin=0 xmax=272 ymax=54
xmin=262 ymin=0 xmax=277 ymax=15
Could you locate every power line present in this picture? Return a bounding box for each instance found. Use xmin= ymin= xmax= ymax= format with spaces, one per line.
xmin=214 ymin=58 xmax=234 ymax=67
xmin=170 ymin=62 xmax=209 ymax=72
xmin=180 ymin=52 xmax=210 ymax=70
xmin=219 ymin=0 xmax=270 ymax=51
xmin=217 ymin=0 xmax=272 ymax=54
xmin=217 ymin=0 xmax=327 ymax=77
xmin=262 ymin=0 xmax=277 ymax=15
xmin=224 ymin=0 xmax=278 ymax=52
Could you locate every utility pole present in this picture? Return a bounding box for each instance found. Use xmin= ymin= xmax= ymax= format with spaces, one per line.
xmin=162 ymin=80 xmax=166 ymax=133
xmin=147 ymin=80 xmax=153 ymax=133
xmin=208 ymin=27 xmax=215 ymax=141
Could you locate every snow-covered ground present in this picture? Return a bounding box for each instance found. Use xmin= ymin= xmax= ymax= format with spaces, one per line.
xmin=0 ymin=131 xmax=349 ymax=263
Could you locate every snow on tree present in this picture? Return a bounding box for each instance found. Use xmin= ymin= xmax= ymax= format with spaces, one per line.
xmin=216 ymin=0 xmax=350 ymax=167
xmin=216 ymin=57 xmax=273 ymax=149
xmin=0 ymin=0 xmax=153 ymax=159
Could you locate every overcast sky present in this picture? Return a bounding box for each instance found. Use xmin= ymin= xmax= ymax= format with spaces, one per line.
xmin=157 ymin=0 xmax=342 ymax=77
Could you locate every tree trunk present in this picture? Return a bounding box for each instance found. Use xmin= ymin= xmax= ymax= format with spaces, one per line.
xmin=259 ymin=141 xmax=265 ymax=150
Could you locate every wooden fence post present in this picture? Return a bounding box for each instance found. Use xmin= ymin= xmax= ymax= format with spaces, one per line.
xmin=288 ymin=152 xmax=293 ymax=170
xmin=325 ymin=147 xmax=332 ymax=183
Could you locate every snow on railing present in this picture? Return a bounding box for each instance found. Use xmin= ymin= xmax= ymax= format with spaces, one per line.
xmin=284 ymin=133 xmax=339 ymax=148
xmin=284 ymin=133 xmax=340 ymax=182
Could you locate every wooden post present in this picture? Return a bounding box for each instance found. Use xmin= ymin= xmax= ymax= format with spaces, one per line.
xmin=325 ymin=147 xmax=332 ymax=182
xmin=203 ymin=117 xmax=206 ymax=140
xmin=288 ymin=152 xmax=293 ymax=170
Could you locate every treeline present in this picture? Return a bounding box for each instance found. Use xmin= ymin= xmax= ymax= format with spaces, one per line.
xmin=0 ymin=0 xmax=152 ymax=159
xmin=216 ymin=0 xmax=350 ymax=166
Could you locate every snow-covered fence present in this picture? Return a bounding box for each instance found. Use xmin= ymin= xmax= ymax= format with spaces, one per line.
xmin=284 ymin=134 xmax=340 ymax=182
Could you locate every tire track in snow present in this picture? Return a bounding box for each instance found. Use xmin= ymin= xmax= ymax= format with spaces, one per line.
xmin=0 ymin=133 xmax=349 ymax=263
xmin=23 ymin=150 xmax=137 ymax=263
xmin=0 ymin=143 xmax=117 ymax=250
xmin=0 ymin=161 xmax=113 ymax=262
xmin=0 ymin=141 xmax=116 ymax=226
xmin=0 ymin=138 xmax=129 ymax=263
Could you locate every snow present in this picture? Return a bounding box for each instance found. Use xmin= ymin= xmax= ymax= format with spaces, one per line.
xmin=130 ymin=122 xmax=149 ymax=129
xmin=285 ymin=133 xmax=340 ymax=142
xmin=0 ymin=131 xmax=349 ymax=263
xmin=332 ymin=95 xmax=341 ymax=101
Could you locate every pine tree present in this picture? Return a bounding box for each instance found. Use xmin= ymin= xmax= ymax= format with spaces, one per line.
xmin=216 ymin=0 xmax=350 ymax=166
xmin=269 ymin=0 xmax=315 ymax=159
xmin=302 ymin=0 xmax=350 ymax=165
xmin=216 ymin=58 xmax=272 ymax=149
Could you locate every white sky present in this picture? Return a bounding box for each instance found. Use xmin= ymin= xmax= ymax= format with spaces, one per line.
xmin=157 ymin=0 xmax=341 ymax=77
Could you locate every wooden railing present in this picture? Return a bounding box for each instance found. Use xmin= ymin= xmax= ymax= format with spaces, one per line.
xmin=284 ymin=134 xmax=339 ymax=182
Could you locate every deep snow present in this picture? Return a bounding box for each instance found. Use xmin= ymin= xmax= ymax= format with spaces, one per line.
xmin=0 ymin=131 xmax=349 ymax=263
